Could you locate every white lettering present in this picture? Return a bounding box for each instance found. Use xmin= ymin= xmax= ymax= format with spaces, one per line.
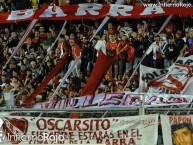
xmin=43 ymin=133 xmax=49 ymax=141
xmin=39 ymin=6 xmax=67 ymax=17
xmin=109 ymin=4 xmax=133 ymax=16
xmin=140 ymin=6 xmax=165 ymax=15
xmin=7 ymin=9 xmax=34 ymax=20
xmin=75 ymin=4 xmax=102 ymax=16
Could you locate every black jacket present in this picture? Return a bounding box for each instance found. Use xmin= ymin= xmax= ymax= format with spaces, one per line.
xmin=163 ymin=43 xmax=178 ymax=59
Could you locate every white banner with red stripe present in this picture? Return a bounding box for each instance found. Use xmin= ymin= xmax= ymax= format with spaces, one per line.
xmin=140 ymin=55 xmax=193 ymax=95
xmin=33 ymin=92 xmax=193 ymax=109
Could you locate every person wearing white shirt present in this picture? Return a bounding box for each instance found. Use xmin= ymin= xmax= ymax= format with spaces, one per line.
xmin=94 ymin=34 xmax=107 ymax=57
xmin=146 ymin=35 xmax=164 ymax=68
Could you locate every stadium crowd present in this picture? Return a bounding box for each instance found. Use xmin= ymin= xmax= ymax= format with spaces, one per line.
xmin=0 ymin=0 xmax=193 ymax=107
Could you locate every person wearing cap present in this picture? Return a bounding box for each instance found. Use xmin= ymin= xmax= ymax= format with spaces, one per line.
xmin=69 ymin=39 xmax=81 ymax=77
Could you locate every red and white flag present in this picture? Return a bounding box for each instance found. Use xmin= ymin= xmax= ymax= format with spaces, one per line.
xmin=140 ymin=55 xmax=193 ymax=95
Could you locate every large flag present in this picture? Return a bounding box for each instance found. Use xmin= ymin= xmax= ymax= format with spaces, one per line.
xmin=1 ymin=4 xmax=193 ymax=23
xmin=139 ymin=64 xmax=168 ymax=92
xmin=79 ymin=50 xmax=115 ymax=96
xmin=139 ymin=55 xmax=193 ymax=95
xmin=161 ymin=115 xmax=193 ymax=145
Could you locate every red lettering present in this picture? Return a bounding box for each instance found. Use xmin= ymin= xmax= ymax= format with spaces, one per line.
xmin=101 ymin=119 xmax=110 ymax=130
xmin=36 ymin=118 xmax=46 ymax=130
xmin=82 ymin=120 xmax=90 ymax=131
xmin=113 ymin=139 xmax=119 ymax=145
xmin=128 ymin=138 xmax=136 ymax=145
xmin=55 ymin=119 xmax=63 ymax=130
xmin=74 ymin=120 xmax=81 ymax=131
xmin=69 ymin=132 xmax=74 ymax=140
xmin=47 ymin=119 xmax=55 ymax=130
xmin=131 ymin=129 xmax=137 ymax=137
xmin=118 ymin=130 xmax=122 ymax=138
xmin=100 ymin=93 xmax=124 ymax=106
xmin=95 ymin=120 xmax=102 ymax=130
xmin=120 ymin=139 xmax=127 ymax=145
xmin=90 ymin=120 xmax=93 ymax=131
xmin=63 ymin=120 xmax=72 ymax=131
xmin=79 ymin=132 xmax=83 ymax=140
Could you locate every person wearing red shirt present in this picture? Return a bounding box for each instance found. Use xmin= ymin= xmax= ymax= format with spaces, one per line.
xmin=117 ymin=35 xmax=128 ymax=77
xmin=69 ymin=39 xmax=81 ymax=77
xmin=123 ymin=41 xmax=135 ymax=76
xmin=106 ymin=33 xmax=119 ymax=79
xmin=32 ymin=30 xmax=41 ymax=44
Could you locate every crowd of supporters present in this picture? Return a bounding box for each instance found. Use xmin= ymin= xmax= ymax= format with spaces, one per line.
xmin=0 ymin=0 xmax=193 ymax=107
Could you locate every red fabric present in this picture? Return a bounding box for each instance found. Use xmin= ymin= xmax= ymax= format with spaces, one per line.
xmin=79 ymin=50 xmax=115 ymax=96
xmin=107 ymin=73 xmax=118 ymax=92
xmin=71 ymin=43 xmax=81 ymax=60
xmin=106 ymin=40 xmax=119 ymax=50
xmin=106 ymin=40 xmax=119 ymax=58
xmin=156 ymin=42 xmax=162 ymax=59
xmin=21 ymin=54 xmax=68 ymax=106
xmin=123 ymin=44 xmax=135 ymax=61
xmin=69 ymin=111 xmax=79 ymax=118
xmin=0 ymin=5 xmax=193 ymax=23
xmin=117 ymin=41 xmax=125 ymax=60
xmin=165 ymin=23 xmax=176 ymax=34
xmin=156 ymin=51 xmax=162 ymax=59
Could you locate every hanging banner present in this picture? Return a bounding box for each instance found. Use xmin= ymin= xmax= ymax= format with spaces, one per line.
xmin=79 ymin=50 xmax=115 ymax=96
xmin=33 ymin=92 xmax=193 ymax=109
xmin=161 ymin=114 xmax=193 ymax=145
xmin=139 ymin=64 xmax=169 ymax=93
xmin=139 ymin=55 xmax=193 ymax=95
xmin=0 ymin=115 xmax=158 ymax=145
xmin=0 ymin=4 xmax=193 ymax=23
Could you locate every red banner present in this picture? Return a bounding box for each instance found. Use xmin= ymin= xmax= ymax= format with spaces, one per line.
xmin=79 ymin=50 xmax=115 ymax=96
xmin=0 ymin=4 xmax=193 ymax=23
